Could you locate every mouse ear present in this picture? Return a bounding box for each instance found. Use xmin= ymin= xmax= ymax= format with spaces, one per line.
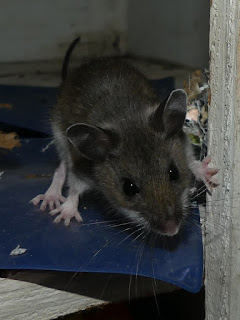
xmin=163 ymin=89 xmax=187 ymax=136
xmin=66 ymin=123 xmax=112 ymax=161
xmin=152 ymin=89 xmax=187 ymax=137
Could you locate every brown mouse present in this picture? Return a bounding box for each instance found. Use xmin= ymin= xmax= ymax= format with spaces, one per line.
xmin=31 ymin=40 xmax=218 ymax=236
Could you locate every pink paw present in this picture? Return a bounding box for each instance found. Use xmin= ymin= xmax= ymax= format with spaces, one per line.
xmin=50 ymin=202 xmax=83 ymax=227
xmin=199 ymin=156 xmax=219 ymax=192
xmin=31 ymin=193 xmax=66 ymax=211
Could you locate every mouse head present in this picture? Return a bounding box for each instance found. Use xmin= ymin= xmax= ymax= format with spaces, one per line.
xmin=67 ymin=89 xmax=191 ymax=237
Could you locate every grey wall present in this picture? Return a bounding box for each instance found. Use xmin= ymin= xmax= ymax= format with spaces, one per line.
xmin=127 ymin=0 xmax=210 ymax=68
xmin=0 ymin=0 xmax=209 ymax=67
xmin=0 ymin=0 xmax=127 ymax=62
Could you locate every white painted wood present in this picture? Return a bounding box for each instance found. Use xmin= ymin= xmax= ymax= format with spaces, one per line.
xmin=0 ymin=276 xmax=104 ymax=320
xmin=0 ymin=272 xmax=177 ymax=319
xmin=205 ymin=0 xmax=240 ymax=319
xmin=127 ymin=0 xmax=210 ymax=68
xmin=0 ymin=0 xmax=127 ymax=62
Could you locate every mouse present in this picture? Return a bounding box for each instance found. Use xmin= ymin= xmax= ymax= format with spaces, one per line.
xmin=31 ymin=39 xmax=218 ymax=237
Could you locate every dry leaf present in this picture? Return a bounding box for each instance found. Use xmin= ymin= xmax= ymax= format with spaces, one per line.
xmin=184 ymin=70 xmax=202 ymax=102
xmin=0 ymin=132 xmax=21 ymax=150
xmin=0 ymin=103 xmax=12 ymax=109
xmin=24 ymin=174 xmax=52 ymax=179
xmin=186 ymin=108 xmax=199 ymax=122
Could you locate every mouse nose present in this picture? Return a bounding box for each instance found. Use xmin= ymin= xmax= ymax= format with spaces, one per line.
xmin=162 ymin=220 xmax=180 ymax=236
xmin=151 ymin=217 xmax=180 ymax=236
xmin=150 ymin=211 xmax=180 ymax=236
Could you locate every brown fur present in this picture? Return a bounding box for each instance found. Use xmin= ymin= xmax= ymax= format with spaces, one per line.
xmin=51 ymin=58 xmax=193 ymax=236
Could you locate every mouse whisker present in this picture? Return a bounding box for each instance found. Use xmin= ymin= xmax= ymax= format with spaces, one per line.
xmin=100 ymin=273 xmax=113 ymax=300
xmin=128 ymin=273 xmax=133 ymax=303
xmin=64 ymin=271 xmax=79 ymax=291
xmin=203 ymin=218 xmax=240 ymax=232
xmin=204 ymin=203 xmax=239 ymax=210
xmin=163 ymin=236 xmax=174 ymax=272
xmin=190 ymin=186 xmax=208 ymax=201
xmin=116 ymin=227 xmax=145 ymax=247
xmin=134 ymin=233 xmax=147 ymax=299
xmin=190 ymin=169 xmax=221 ymax=202
xmin=192 ymin=210 xmax=240 ymax=220
xmin=105 ymin=221 xmax=135 ymax=229
xmin=82 ymin=219 xmax=122 ymax=226
xmin=189 ymin=215 xmax=240 ymax=236
xmin=151 ymin=246 xmax=161 ymax=316
xmin=131 ymin=221 xmax=149 ymax=243
xmin=207 ymin=195 xmax=240 ymax=202
xmin=64 ymin=225 xmax=136 ymax=290
xmin=131 ymin=229 xmax=145 ymax=244
xmin=192 ymin=183 xmax=208 ymax=197
xmin=188 ymin=218 xmax=202 ymax=230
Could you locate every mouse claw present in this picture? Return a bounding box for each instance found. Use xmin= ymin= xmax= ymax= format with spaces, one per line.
xmin=31 ymin=193 xmax=66 ymax=211
xmin=50 ymin=202 xmax=83 ymax=226
xmin=31 ymin=194 xmax=45 ymax=206
xmin=191 ymin=156 xmax=220 ymax=194
xmin=202 ymin=157 xmax=220 ymax=192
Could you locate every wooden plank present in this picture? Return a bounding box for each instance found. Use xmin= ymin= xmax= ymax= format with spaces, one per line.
xmin=0 ymin=272 xmax=177 ymax=320
xmin=0 ymin=277 xmax=104 ymax=320
xmin=205 ymin=0 xmax=240 ymax=318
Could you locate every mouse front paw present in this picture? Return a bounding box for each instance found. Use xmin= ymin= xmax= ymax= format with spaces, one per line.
xmin=31 ymin=193 xmax=66 ymax=211
xmin=202 ymin=156 xmax=219 ymax=186
xmin=192 ymin=156 xmax=219 ymax=193
xmin=50 ymin=201 xmax=83 ymax=227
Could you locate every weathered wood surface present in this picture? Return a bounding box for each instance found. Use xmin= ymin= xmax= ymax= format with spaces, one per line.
xmin=206 ymin=0 xmax=240 ymax=319
xmin=0 ymin=272 xmax=177 ymax=320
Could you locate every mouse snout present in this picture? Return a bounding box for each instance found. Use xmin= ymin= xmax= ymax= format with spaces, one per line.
xmin=161 ymin=220 xmax=180 ymax=236
xmin=151 ymin=216 xmax=180 ymax=237
xmin=149 ymin=205 xmax=182 ymax=236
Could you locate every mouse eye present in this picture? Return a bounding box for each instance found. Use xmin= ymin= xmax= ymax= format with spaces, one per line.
xmin=169 ymin=163 xmax=179 ymax=181
xmin=123 ymin=178 xmax=139 ymax=196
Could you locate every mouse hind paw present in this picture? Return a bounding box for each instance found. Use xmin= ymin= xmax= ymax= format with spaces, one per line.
xmin=31 ymin=193 xmax=66 ymax=211
xmin=50 ymin=201 xmax=83 ymax=227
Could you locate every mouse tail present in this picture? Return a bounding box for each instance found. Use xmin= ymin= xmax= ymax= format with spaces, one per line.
xmin=61 ymin=37 xmax=80 ymax=82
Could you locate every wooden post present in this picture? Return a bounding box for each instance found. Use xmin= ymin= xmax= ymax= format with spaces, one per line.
xmin=206 ymin=0 xmax=240 ymax=319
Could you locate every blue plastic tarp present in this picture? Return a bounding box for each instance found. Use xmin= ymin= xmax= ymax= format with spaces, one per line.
xmin=0 ymin=80 xmax=203 ymax=293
